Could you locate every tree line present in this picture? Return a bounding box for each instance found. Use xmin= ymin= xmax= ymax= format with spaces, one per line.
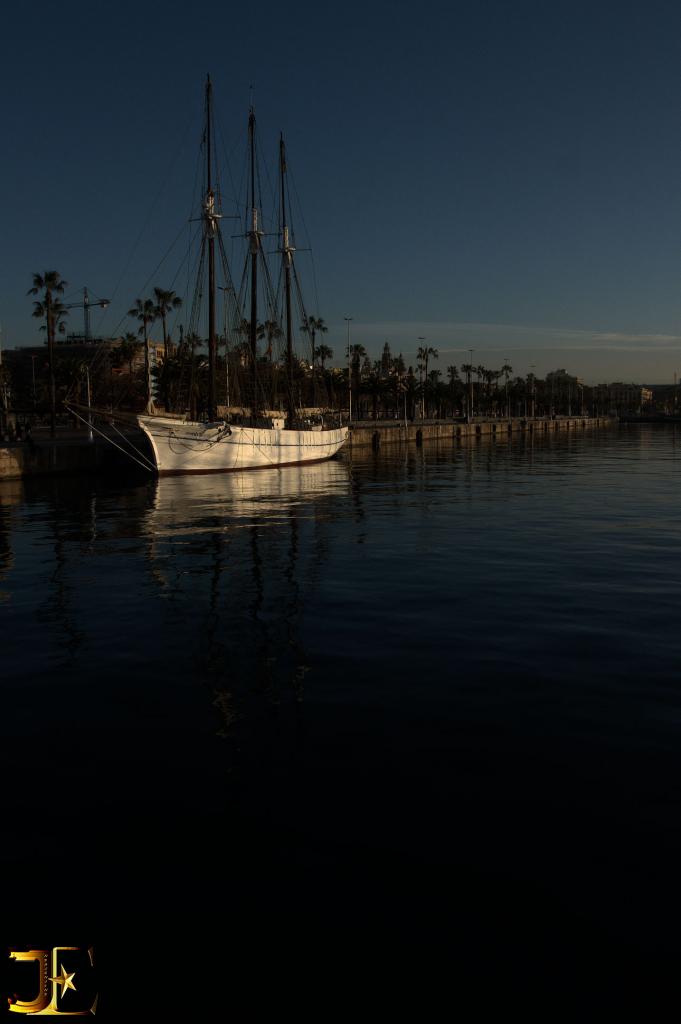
xmin=15 ymin=271 xmax=597 ymax=425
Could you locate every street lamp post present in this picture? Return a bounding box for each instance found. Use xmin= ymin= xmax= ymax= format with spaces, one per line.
xmin=505 ymin=355 xmax=510 ymax=419
xmin=60 ymin=287 xmax=109 ymax=437
xmin=417 ymin=337 xmax=425 ymax=419
xmin=468 ymin=348 xmax=474 ymax=421
xmin=344 ymin=316 xmax=353 ymax=422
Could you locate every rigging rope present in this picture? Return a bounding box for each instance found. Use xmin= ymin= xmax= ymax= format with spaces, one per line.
xmin=64 ymin=405 xmax=154 ymax=473
xmin=287 ymin=162 xmax=322 ymax=323
xmin=91 ymin=105 xmax=200 ymax=339
xmin=108 ymin=418 xmax=158 ymax=470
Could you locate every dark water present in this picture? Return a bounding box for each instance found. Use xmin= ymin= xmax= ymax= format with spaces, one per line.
xmin=1 ymin=426 xmax=680 ymax=1008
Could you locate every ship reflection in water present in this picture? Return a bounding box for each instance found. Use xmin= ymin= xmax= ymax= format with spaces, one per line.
xmin=2 ymin=431 xmax=680 ymax=987
xmin=147 ymin=458 xmax=350 ymax=532
xmin=144 ymin=459 xmax=351 ymax=737
xmin=0 ymin=483 xmax=17 ymax=602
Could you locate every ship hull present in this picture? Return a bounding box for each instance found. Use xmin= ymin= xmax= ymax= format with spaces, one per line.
xmin=136 ymin=416 xmax=348 ymax=475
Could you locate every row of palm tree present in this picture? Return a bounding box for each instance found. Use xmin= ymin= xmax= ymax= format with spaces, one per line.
xmin=301 ymin=316 xmax=328 ymax=405
xmin=111 ymin=308 xmax=337 ymax=415
xmin=344 ymin=360 xmax=586 ymax=420
xmin=127 ymin=288 xmax=182 ymax=410
xmin=24 ymin=273 xmax=341 ymax=418
xmin=333 ymin=346 xmax=537 ymax=419
xmin=85 ymin=343 xmax=584 ymax=420
xmin=23 ymin=277 xmax=586 ymax=423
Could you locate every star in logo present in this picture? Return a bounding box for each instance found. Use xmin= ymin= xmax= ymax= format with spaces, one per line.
xmin=48 ymin=964 xmax=77 ymax=999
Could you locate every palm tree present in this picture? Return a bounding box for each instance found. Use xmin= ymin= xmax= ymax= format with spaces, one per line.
xmin=445 ymin=365 xmax=461 ymax=415
xmin=153 ymin=288 xmax=183 ymax=362
xmin=315 ymin=343 xmax=333 ymax=370
xmin=474 ymin=364 xmax=487 ymax=414
xmin=404 ymin=366 xmax=418 ymax=421
xmin=482 ymin=369 xmax=495 ymax=413
xmin=153 ymin=288 xmax=182 ymax=408
xmin=416 ymin=347 xmax=425 ymax=417
xmin=38 ymin=309 xmax=68 ymax=340
xmin=302 ymin=316 xmax=328 ymax=406
xmin=110 ymin=333 xmax=142 ymax=409
xmin=255 ymin=320 xmax=283 ymax=408
xmin=417 ymin=344 xmax=439 ymax=417
xmin=301 ymin=315 xmax=328 ymax=362
xmin=121 ymin=332 xmax=141 ymax=376
xmin=421 ymin=345 xmax=438 ymax=379
xmin=127 ymin=298 xmax=156 ymax=412
xmin=348 ymin=343 xmax=366 ymax=418
xmin=312 ymin=343 xmax=333 ymax=409
xmin=526 ymin=371 xmax=537 ymax=418
xmin=460 ymin=362 xmax=474 ymax=418
xmin=501 ymin=362 xmax=513 ymax=418
xmin=28 ymin=271 xmax=68 ymax=436
xmin=424 ymin=368 xmax=442 ymax=417
xmin=364 ymin=366 xmax=385 ymax=420
xmin=257 ymin=320 xmax=283 ymax=360
xmin=184 ymin=332 xmax=204 ymax=419
xmin=236 ymin=317 xmax=254 ymax=372
xmin=349 ymin=343 xmax=366 ymax=366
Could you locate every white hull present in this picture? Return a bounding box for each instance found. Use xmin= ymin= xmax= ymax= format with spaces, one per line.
xmin=136 ymin=416 xmax=348 ymax=475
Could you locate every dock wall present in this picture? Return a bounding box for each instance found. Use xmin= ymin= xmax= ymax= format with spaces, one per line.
xmin=348 ymin=416 xmax=614 ymax=448
xmin=0 ymin=439 xmax=108 ymax=481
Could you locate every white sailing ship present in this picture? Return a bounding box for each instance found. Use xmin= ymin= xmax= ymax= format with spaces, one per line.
xmin=135 ymin=77 xmax=347 ymax=475
xmin=137 ymin=416 xmax=347 ymax=474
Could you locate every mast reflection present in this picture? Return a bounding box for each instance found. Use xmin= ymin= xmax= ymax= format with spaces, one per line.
xmin=0 ymin=482 xmax=20 ymax=600
xmin=144 ymin=460 xmax=350 ymax=737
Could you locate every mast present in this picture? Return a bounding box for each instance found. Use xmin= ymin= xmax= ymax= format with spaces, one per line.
xmin=83 ymin=287 xmax=90 ymax=342
xmin=206 ymin=74 xmax=217 ymax=421
xmin=280 ymin=134 xmax=295 ymax=428
xmin=248 ymin=109 xmax=259 ymax=422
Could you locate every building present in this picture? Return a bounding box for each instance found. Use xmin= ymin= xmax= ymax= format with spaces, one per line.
xmin=545 ymin=368 xmax=584 ymax=387
xmin=543 ymin=369 xmax=585 ymax=414
xmin=2 ymin=337 xmax=165 ymax=412
xmin=592 ymin=382 xmax=653 ymax=413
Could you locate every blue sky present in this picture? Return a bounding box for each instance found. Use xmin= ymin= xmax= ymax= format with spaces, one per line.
xmin=3 ymin=0 xmax=681 ymax=382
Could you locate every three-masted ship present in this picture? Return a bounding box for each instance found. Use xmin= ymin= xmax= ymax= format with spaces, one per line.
xmin=136 ymin=77 xmax=347 ymax=475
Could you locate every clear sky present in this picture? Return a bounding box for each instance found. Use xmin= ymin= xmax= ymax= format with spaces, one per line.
xmin=3 ymin=0 xmax=681 ymax=383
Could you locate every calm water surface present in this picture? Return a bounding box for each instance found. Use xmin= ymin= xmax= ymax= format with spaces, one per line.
xmin=1 ymin=425 xmax=679 ymax=1002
